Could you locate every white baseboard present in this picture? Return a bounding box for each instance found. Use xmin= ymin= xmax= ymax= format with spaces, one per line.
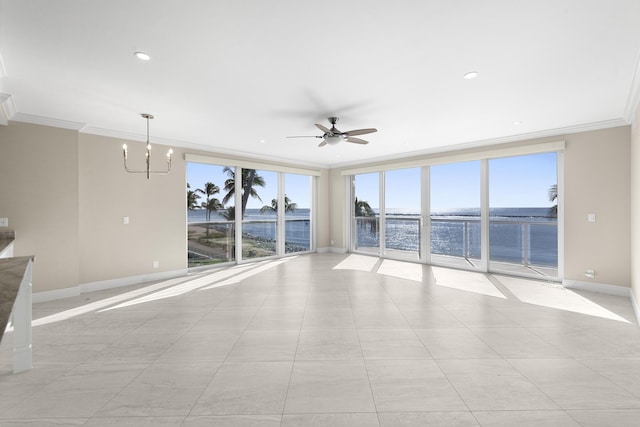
xmin=563 ymin=279 xmax=631 ymax=297
xmin=328 ymin=247 xmax=348 ymax=254
xmin=80 ymin=269 xmax=188 ymax=294
xmin=316 ymin=247 xmax=331 ymax=253
xmin=32 ymin=286 xmax=80 ymax=303
xmin=33 ymin=269 xmax=188 ymax=303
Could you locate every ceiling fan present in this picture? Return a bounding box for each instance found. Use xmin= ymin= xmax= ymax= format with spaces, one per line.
xmin=287 ymin=117 xmax=377 ymax=147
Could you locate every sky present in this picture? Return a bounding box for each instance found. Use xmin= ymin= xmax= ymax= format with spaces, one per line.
xmin=187 ymin=163 xmax=312 ymax=210
xmin=355 ymin=152 xmax=557 ymax=210
xmin=188 ymin=151 xmax=557 ymax=212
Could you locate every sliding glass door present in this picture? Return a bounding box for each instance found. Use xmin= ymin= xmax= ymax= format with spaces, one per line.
xmin=429 ymin=161 xmax=482 ymax=270
xmin=284 ymin=173 xmax=312 ymax=253
xmin=187 ymin=161 xmax=315 ymax=266
xmin=347 ymin=150 xmax=560 ymax=280
xmin=488 ymin=152 xmax=558 ymax=276
xmin=241 ymin=169 xmax=278 ymax=260
xmin=186 ymin=163 xmax=236 ymax=267
xmin=384 ymin=168 xmax=422 ymax=260
xmin=352 ymin=173 xmax=380 ymax=254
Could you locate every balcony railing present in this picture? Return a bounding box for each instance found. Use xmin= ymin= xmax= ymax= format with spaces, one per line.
xmin=188 ymin=221 xmax=235 ymax=266
xmin=188 ymin=218 xmax=311 ymax=266
xmin=353 ymin=216 xmax=558 ymax=270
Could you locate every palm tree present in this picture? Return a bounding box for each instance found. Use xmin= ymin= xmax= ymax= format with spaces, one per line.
xmin=354 ymin=197 xmax=375 ymax=217
xmin=548 ymin=184 xmax=558 ymax=217
xmin=186 ymin=183 xmax=201 ymax=211
xmin=260 ymin=195 xmax=297 ymax=214
xmin=354 ymin=197 xmax=377 ymax=234
xmin=221 ymin=205 xmax=235 ymax=221
xmin=196 ymin=182 xmax=222 ymax=222
xmin=221 ymin=167 xmax=265 ymax=218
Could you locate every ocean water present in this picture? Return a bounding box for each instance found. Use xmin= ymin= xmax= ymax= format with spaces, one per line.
xmin=357 ymin=207 xmax=557 ymax=267
xmin=189 ymin=207 xmax=558 ymax=267
xmin=188 ymin=208 xmax=312 ymax=249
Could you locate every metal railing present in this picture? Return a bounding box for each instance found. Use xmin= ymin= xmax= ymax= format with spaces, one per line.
xmin=188 ymin=218 xmax=311 ymax=265
xmin=187 ymin=221 xmax=235 ymax=266
xmin=353 ymin=216 xmax=558 ymax=268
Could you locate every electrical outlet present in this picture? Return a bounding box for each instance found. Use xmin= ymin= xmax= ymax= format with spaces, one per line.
xmin=123 ymin=216 xmax=129 ymax=225
xmin=0 ymin=218 xmax=7 ymax=227
xmin=153 ymin=260 xmax=159 ymax=268
xmin=585 ymin=269 xmax=595 ymax=278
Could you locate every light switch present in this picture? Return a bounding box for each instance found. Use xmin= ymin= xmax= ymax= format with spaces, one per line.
xmin=587 ymin=213 xmax=596 ymax=222
xmin=123 ymin=216 xmax=129 ymax=225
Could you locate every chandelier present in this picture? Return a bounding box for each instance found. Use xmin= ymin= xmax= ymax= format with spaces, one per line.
xmin=122 ymin=113 xmax=173 ymax=179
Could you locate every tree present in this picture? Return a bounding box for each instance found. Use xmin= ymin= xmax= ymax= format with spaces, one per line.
xmin=221 ymin=167 xmax=265 ymax=218
xmin=354 ymin=197 xmax=377 ymax=234
xmin=197 ymin=182 xmax=222 ymax=222
xmin=186 ymin=183 xmax=201 ymax=211
xmin=354 ymin=197 xmax=375 ymax=217
xmin=260 ymin=195 xmax=297 ymax=214
xmin=548 ymin=184 xmax=558 ymax=217
xmin=221 ymin=205 xmax=235 ymax=221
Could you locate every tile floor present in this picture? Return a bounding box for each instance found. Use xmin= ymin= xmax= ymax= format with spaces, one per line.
xmin=1 ymin=253 xmax=640 ymax=426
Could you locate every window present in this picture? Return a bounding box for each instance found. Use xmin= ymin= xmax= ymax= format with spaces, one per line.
xmin=284 ymin=173 xmax=312 ymax=253
xmin=489 ymin=152 xmax=558 ymax=275
xmin=345 ymin=144 xmax=561 ymax=280
xmin=187 ymin=159 xmax=316 ymax=266
xmin=384 ymin=168 xmax=422 ymax=259
xmin=430 ymin=161 xmax=481 ymax=269
xmin=352 ymin=172 xmax=380 ymax=254
xmin=241 ymin=169 xmax=278 ymax=260
xmin=187 ymin=163 xmax=235 ymax=266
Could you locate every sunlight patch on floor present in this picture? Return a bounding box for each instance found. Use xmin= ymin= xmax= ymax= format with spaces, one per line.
xmin=333 ymin=254 xmax=378 ymax=272
xmin=200 ymin=258 xmax=291 ymax=290
xmin=432 ymin=267 xmax=506 ymax=299
xmin=31 ymin=276 xmax=190 ymax=327
xmin=377 ymin=259 xmax=423 ymax=282
xmin=494 ymin=275 xmax=630 ymax=323
xmin=31 ymin=259 xmax=291 ymax=326
xmin=104 ymin=258 xmax=290 ymax=310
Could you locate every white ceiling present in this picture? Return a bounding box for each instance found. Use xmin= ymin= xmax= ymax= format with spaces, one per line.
xmin=1 ymin=0 xmax=640 ymax=168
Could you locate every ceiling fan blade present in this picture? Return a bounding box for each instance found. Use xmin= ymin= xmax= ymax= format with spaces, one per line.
xmin=345 ymin=128 xmax=377 ymax=136
xmin=318 ymin=140 xmax=328 ymax=147
xmin=346 ymin=136 xmax=369 ymax=144
xmin=315 ymin=124 xmax=331 ymax=133
xmin=286 ymin=135 xmax=322 ymax=138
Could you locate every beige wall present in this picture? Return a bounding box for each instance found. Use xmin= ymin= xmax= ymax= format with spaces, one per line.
xmin=328 ymin=169 xmax=346 ymax=250
xmin=78 ymin=133 xmax=187 ymax=284
xmin=330 ymin=126 xmax=632 ymax=287
xmin=631 ymin=105 xmax=640 ymax=304
xmin=564 ymin=126 xmax=631 ymax=287
xmin=315 ymin=170 xmax=331 ymax=249
xmin=0 ymin=122 xmax=80 ymax=292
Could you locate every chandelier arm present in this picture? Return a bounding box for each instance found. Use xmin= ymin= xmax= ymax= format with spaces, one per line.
xmin=121 ymin=113 xmax=173 ymax=179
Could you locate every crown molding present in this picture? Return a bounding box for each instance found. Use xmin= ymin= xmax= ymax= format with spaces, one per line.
xmin=331 ymin=118 xmax=630 ymax=169
xmin=5 ymin=111 xmax=629 ymax=170
xmin=10 ymin=112 xmax=86 ymax=130
xmin=81 ymin=126 xmax=332 ymax=170
xmin=0 ymin=93 xmax=16 ymax=125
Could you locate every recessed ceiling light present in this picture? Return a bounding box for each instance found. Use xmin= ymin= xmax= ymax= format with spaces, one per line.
xmin=513 ymin=121 xmax=522 ymax=125
xmin=134 ymin=51 xmax=151 ymax=61
xmin=463 ymin=71 xmax=479 ymax=80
